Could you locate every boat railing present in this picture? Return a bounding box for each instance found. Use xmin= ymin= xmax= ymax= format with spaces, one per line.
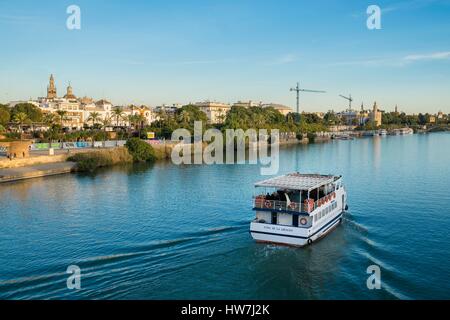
xmin=312 ymin=192 xmax=338 ymax=211
xmin=253 ymin=197 xmax=303 ymax=213
xmin=254 ymin=191 xmax=338 ymax=214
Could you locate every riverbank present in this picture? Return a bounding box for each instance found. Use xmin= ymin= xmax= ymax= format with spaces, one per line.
xmin=0 ymin=131 xmax=437 ymax=183
xmin=0 ymin=161 xmax=76 ymax=183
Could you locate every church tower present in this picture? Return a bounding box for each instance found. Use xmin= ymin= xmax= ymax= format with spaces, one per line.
xmin=47 ymin=74 xmax=57 ymax=100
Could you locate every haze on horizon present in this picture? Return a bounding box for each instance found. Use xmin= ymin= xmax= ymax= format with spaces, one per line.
xmin=1 ymin=0 xmax=450 ymax=114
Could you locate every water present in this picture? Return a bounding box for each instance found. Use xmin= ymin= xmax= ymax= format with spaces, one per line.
xmin=0 ymin=133 xmax=449 ymax=300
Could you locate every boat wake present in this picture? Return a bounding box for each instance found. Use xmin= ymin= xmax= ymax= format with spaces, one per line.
xmin=0 ymin=221 xmax=248 ymax=299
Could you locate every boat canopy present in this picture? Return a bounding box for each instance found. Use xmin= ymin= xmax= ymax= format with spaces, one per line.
xmin=254 ymin=173 xmax=339 ymax=192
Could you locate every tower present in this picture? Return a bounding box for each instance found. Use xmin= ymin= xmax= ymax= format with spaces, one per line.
xmin=47 ymin=74 xmax=57 ymax=99
xmin=371 ymin=101 xmax=382 ymax=127
xmin=64 ymin=82 xmax=76 ymax=99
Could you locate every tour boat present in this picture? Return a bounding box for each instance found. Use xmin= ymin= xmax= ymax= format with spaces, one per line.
xmin=250 ymin=173 xmax=348 ymax=247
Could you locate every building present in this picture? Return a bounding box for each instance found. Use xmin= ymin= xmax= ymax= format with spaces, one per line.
xmin=82 ymin=99 xmax=113 ymax=126
xmin=337 ymin=110 xmax=359 ymax=125
xmin=313 ymin=112 xmax=325 ymax=119
xmin=232 ymin=100 xmax=262 ymax=108
xmin=47 ymin=74 xmax=57 ymax=100
xmin=262 ymin=103 xmax=293 ymax=116
xmin=370 ymin=102 xmax=382 ymax=127
xmin=63 ymin=83 xmax=77 ymax=100
xmin=195 ymin=101 xmax=231 ymax=124
xmin=154 ymin=104 xmax=182 ymax=115
xmin=357 ymin=104 xmax=370 ymax=126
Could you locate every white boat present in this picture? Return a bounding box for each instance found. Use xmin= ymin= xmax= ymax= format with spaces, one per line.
xmin=379 ymin=129 xmax=387 ymax=136
xmin=391 ymin=128 xmax=414 ymax=135
xmin=250 ymin=173 xmax=348 ymax=247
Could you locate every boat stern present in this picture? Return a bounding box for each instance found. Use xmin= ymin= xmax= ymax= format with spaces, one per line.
xmin=250 ymin=220 xmax=310 ymax=247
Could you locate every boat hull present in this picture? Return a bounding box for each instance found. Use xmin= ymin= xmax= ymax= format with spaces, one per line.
xmin=250 ymin=213 xmax=343 ymax=247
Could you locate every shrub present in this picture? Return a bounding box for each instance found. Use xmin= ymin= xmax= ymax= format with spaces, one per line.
xmin=125 ymin=138 xmax=156 ymax=162
xmin=0 ymin=124 xmax=5 ymax=133
xmin=307 ymin=132 xmax=316 ymax=143
xmin=5 ymin=132 xmax=21 ymax=140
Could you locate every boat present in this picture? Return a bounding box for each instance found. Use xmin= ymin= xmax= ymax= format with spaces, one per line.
xmin=391 ymin=128 xmax=414 ymax=135
xmin=378 ymin=129 xmax=387 ymax=136
xmin=333 ymin=134 xmax=354 ymax=140
xmin=362 ymin=130 xmax=377 ymax=137
xmin=250 ymin=173 xmax=348 ymax=247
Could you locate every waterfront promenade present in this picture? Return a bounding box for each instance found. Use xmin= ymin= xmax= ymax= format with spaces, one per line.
xmin=0 ymin=162 xmax=76 ymax=183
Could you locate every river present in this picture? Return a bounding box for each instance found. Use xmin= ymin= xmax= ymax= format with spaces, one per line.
xmin=0 ymin=132 xmax=449 ymax=299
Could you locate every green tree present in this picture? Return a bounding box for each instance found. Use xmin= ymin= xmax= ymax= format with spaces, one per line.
xmin=112 ymin=106 xmax=125 ymax=126
xmin=13 ymin=112 xmax=29 ymax=135
xmin=43 ymin=113 xmax=57 ymax=127
xmin=125 ymin=137 xmax=156 ymax=162
xmin=11 ymin=103 xmax=42 ymax=123
xmin=0 ymin=106 xmax=10 ymax=126
xmin=323 ymin=111 xmax=341 ymax=125
xmin=87 ymin=112 xmax=101 ymax=127
xmin=56 ymin=110 xmax=68 ymax=127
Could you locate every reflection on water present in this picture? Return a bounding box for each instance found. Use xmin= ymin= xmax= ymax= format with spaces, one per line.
xmin=0 ymin=133 xmax=450 ymax=299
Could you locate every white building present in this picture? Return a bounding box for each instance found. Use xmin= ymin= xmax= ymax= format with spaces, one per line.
xmin=194 ymin=101 xmax=231 ymax=124
xmin=262 ymin=103 xmax=293 ymax=116
xmin=233 ymin=100 xmax=263 ymax=108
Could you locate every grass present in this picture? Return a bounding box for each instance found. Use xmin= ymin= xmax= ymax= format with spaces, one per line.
xmin=68 ymin=147 xmax=133 ymax=172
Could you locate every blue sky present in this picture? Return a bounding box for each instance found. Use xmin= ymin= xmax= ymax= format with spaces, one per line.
xmin=1 ymin=0 xmax=450 ymax=113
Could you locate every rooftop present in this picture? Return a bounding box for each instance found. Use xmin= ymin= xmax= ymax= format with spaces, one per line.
xmin=254 ymin=173 xmax=339 ymax=191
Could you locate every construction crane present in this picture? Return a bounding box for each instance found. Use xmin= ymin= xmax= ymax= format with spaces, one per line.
xmin=290 ymin=82 xmax=326 ymax=114
xmin=339 ymin=94 xmax=353 ymax=111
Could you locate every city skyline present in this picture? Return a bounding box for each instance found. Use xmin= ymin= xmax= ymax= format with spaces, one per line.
xmin=1 ymin=0 xmax=450 ymax=113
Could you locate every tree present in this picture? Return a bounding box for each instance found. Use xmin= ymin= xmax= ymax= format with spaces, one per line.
xmin=323 ymin=111 xmax=341 ymax=125
xmin=13 ymin=112 xmax=29 ymax=136
xmin=112 ymin=106 xmax=125 ymax=126
xmin=56 ymin=110 xmax=68 ymax=127
xmin=87 ymin=112 xmax=101 ymax=128
xmin=127 ymin=114 xmax=138 ymax=129
xmin=101 ymin=116 xmax=112 ymax=130
xmin=177 ymin=110 xmax=191 ymax=124
xmin=0 ymin=107 xmax=10 ymax=126
xmin=43 ymin=113 xmax=57 ymax=127
xmin=11 ymin=103 xmax=42 ymax=123
xmin=100 ymin=117 xmax=112 ymax=142
xmin=125 ymin=138 xmax=156 ymax=162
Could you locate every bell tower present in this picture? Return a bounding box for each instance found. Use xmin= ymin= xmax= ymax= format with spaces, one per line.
xmin=47 ymin=74 xmax=57 ymax=100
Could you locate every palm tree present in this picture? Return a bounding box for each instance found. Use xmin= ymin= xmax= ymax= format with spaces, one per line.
xmin=178 ymin=110 xmax=191 ymax=124
xmin=127 ymin=114 xmax=137 ymax=129
xmin=101 ymin=116 xmax=112 ymax=143
xmin=87 ymin=112 xmax=101 ymax=128
xmin=101 ymin=116 xmax=112 ymax=130
xmin=13 ymin=112 xmax=29 ymax=137
xmin=43 ymin=113 xmax=56 ymax=127
xmin=56 ymin=110 xmax=68 ymax=127
xmin=112 ymin=106 xmax=124 ymax=127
